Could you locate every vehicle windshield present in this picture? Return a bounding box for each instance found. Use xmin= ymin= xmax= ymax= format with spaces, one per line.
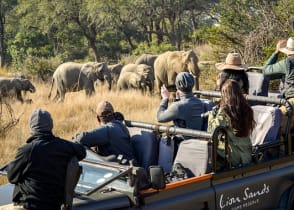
xmin=76 ymin=161 xmax=121 ymax=195
xmin=75 ymin=149 xmax=131 ymax=195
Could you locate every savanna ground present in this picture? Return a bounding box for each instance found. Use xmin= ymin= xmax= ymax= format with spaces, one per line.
xmin=0 ymin=45 xmax=218 ymax=185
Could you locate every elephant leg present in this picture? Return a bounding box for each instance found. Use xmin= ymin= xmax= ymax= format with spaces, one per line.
xmin=52 ymin=92 xmax=59 ymax=102
xmin=195 ymin=76 xmax=200 ymax=90
xmin=15 ymin=91 xmax=24 ymax=103
xmin=85 ymin=84 xmax=95 ymax=96
xmin=155 ymin=77 xmax=163 ymax=96
xmin=147 ymin=82 xmax=154 ymax=95
xmin=85 ymin=89 xmax=93 ymax=96
xmin=59 ymin=91 xmax=66 ymax=102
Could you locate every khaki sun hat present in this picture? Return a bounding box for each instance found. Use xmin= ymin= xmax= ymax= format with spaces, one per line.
xmin=215 ymin=52 xmax=247 ymax=71
xmin=279 ymin=37 xmax=294 ymax=55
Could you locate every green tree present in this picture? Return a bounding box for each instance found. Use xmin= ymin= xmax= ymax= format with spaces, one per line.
xmin=205 ymin=0 xmax=294 ymax=64
xmin=16 ymin=0 xmax=106 ymax=61
xmin=0 ymin=0 xmax=17 ymax=67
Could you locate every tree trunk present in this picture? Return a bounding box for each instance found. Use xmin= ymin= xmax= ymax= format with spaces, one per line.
xmin=88 ymin=39 xmax=99 ymax=62
xmin=0 ymin=3 xmax=4 ymax=67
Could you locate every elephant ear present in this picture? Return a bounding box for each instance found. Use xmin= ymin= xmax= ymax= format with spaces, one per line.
xmin=182 ymin=50 xmax=198 ymax=74
xmin=136 ymin=64 xmax=150 ymax=79
xmin=82 ymin=62 xmax=101 ymax=80
xmin=182 ymin=50 xmax=196 ymax=63
xmin=94 ymin=62 xmax=107 ymax=79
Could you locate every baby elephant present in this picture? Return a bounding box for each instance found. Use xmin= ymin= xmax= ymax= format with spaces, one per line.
xmin=117 ymin=71 xmax=147 ymax=92
xmin=0 ymin=77 xmax=36 ymax=103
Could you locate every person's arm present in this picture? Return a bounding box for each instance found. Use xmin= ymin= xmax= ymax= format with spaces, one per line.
xmin=73 ymin=126 xmax=109 ymax=148
xmin=263 ymin=57 xmax=287 ymax=77
xmin=207 ymin=109 xmax=228 ymax=132
xmin=157 ymin=100 xmax=179 ymax=123
xmin=6 ymin=144 xmax=31 ymax=184
xmin=263 ymin=40 xmax=287 ymax=77
xmin=70 ymin=142 xmax=86 ymax=160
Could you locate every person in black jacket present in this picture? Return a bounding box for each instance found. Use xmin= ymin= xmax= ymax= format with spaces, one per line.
xmin=6 ymin=109 xmax=86 ymax=210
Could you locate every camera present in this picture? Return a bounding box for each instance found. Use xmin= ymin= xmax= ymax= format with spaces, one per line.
xmin=165 ymin=84 xmax=177 ymax=92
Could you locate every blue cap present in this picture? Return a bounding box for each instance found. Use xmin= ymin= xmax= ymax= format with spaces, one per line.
xmin=175 ymin=72 xmax=195 ymax=92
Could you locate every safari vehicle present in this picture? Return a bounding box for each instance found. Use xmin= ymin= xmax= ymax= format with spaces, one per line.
xmin=0 ymin=93 xmax=294 ymax=210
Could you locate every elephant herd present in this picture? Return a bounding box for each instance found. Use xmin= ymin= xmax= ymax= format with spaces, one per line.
xmin=112 ymin=49 xmax=200 ymax=94
xmin=0 ymin=49 xmax=201 ymax=103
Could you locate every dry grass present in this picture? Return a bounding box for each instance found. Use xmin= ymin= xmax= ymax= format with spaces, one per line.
xmin=0 ymin=45 xmax=218 ymax=185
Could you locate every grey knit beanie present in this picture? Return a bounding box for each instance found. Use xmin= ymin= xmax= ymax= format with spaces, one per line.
xmin=175 ymin=72 xmax=195 ymax=92
xmin=29 ymin=109 xmax=53 ymax=134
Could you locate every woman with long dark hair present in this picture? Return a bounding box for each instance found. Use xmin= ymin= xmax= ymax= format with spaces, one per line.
xmin=208 ymin=79 xmax=256 ymax=168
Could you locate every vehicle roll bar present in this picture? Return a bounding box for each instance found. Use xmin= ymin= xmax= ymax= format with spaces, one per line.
xmin=124 ymin=120 xmax=212 ymax=139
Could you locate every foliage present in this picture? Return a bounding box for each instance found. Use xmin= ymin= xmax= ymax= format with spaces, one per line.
xmin=133 ymin=41 xmax=177 ymax=55
xmin=22 ymin=56 xmax=62 ymax=81
xmin=206 ymin=0 xmax=294 ymax=64
xmin=7 ymin=31 xmax=53 ymax=69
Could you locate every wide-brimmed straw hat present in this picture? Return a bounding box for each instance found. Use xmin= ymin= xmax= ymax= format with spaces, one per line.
xmin=215 ymin=53 xmax=247 ymax=71
xmin=279 ymin=37 xmax=294 ymax=55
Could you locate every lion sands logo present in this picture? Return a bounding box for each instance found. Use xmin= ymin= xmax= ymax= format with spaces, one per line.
xmin=218 ymin=183 xmax=270 ymax=210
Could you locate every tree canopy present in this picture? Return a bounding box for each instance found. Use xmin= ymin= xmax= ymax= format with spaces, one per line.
xmin=0 ymin=0 xmax=293 ymax=75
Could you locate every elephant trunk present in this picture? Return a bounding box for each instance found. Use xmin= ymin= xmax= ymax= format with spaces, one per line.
xmin=104 ymin=75 xmax=112 ymax=91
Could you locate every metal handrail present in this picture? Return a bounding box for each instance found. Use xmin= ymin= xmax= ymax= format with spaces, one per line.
xmin=124 ymin=120 xmax=212 ymax=139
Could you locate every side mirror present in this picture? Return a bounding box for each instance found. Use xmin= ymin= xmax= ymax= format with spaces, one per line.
xmin=149 ymin=166 xmax=166 ymax=190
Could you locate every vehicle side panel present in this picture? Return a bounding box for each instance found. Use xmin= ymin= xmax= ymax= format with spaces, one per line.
xmin=214 ymin=165 xmax=294 ymax=210
xmin=141 ymin=177 xmax=216 ymax=210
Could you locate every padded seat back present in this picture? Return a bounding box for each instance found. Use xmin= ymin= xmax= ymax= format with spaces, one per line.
xmin=173 ymin=139 xmax=209 ymax=177
xmin=200 ymin=98 xmax=214 ymax=130
xmin=247 ymin=72 xmax=270 ymax=96
xmin=128 ymin=127 xmax=159 ymax=169
xmin=250 ymin=105 xmax=282 ymax=146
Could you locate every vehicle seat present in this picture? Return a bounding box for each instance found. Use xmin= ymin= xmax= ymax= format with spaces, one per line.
xmin=250 ymin=105 xmax=282 ymax=146
xmin=247 ymin=72 xmax=270 ymax=97
xmin=128 ymin=127 xmax=159 ymax=169
xmin=172 ymin=139 xmax=210 ymax=177
xmin=200 ymin=98 xmax=214 ymax=130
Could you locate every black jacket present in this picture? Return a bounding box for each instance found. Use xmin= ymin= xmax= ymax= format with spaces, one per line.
xmin=7 ymin=132 xmax=86 ymax=210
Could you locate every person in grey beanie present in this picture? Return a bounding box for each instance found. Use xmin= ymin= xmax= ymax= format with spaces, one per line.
xmin=6 ymin=109 xmax=86 ymax=210
xmin=157 ymin=72 xmax=205 ymax=138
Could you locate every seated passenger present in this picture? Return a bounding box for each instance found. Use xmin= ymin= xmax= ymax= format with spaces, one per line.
xmin=73 ymin=100 xmax=136 ymax=165
xmin=157 ymin=72 xmax=205 ymax=139
xmin=208 ymin=79 xmax=256 ymax=168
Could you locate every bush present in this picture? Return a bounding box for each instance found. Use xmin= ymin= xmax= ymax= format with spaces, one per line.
xmin=22 ymin=56 xmax=62 ymax=81
xmin=133 ymin=41 xmax=177 ymax=55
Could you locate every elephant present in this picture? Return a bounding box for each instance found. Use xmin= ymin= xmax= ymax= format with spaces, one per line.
xmin=135 ymin=53 xmax=158 ymax=69
xmin=153 ymin=50 xmax=200 ymax=95
xmin=120 ymin=63 xmax=154 ymax=93
xmin=48 ymin=61 xmax=111 ymax=102
xmin=108 ymin=63 xmax=123 ymax=85
xmin=0 ymin=77 xmax=36 ymax=103
xmin=117 ymin=71 xmax=147 ymax=93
